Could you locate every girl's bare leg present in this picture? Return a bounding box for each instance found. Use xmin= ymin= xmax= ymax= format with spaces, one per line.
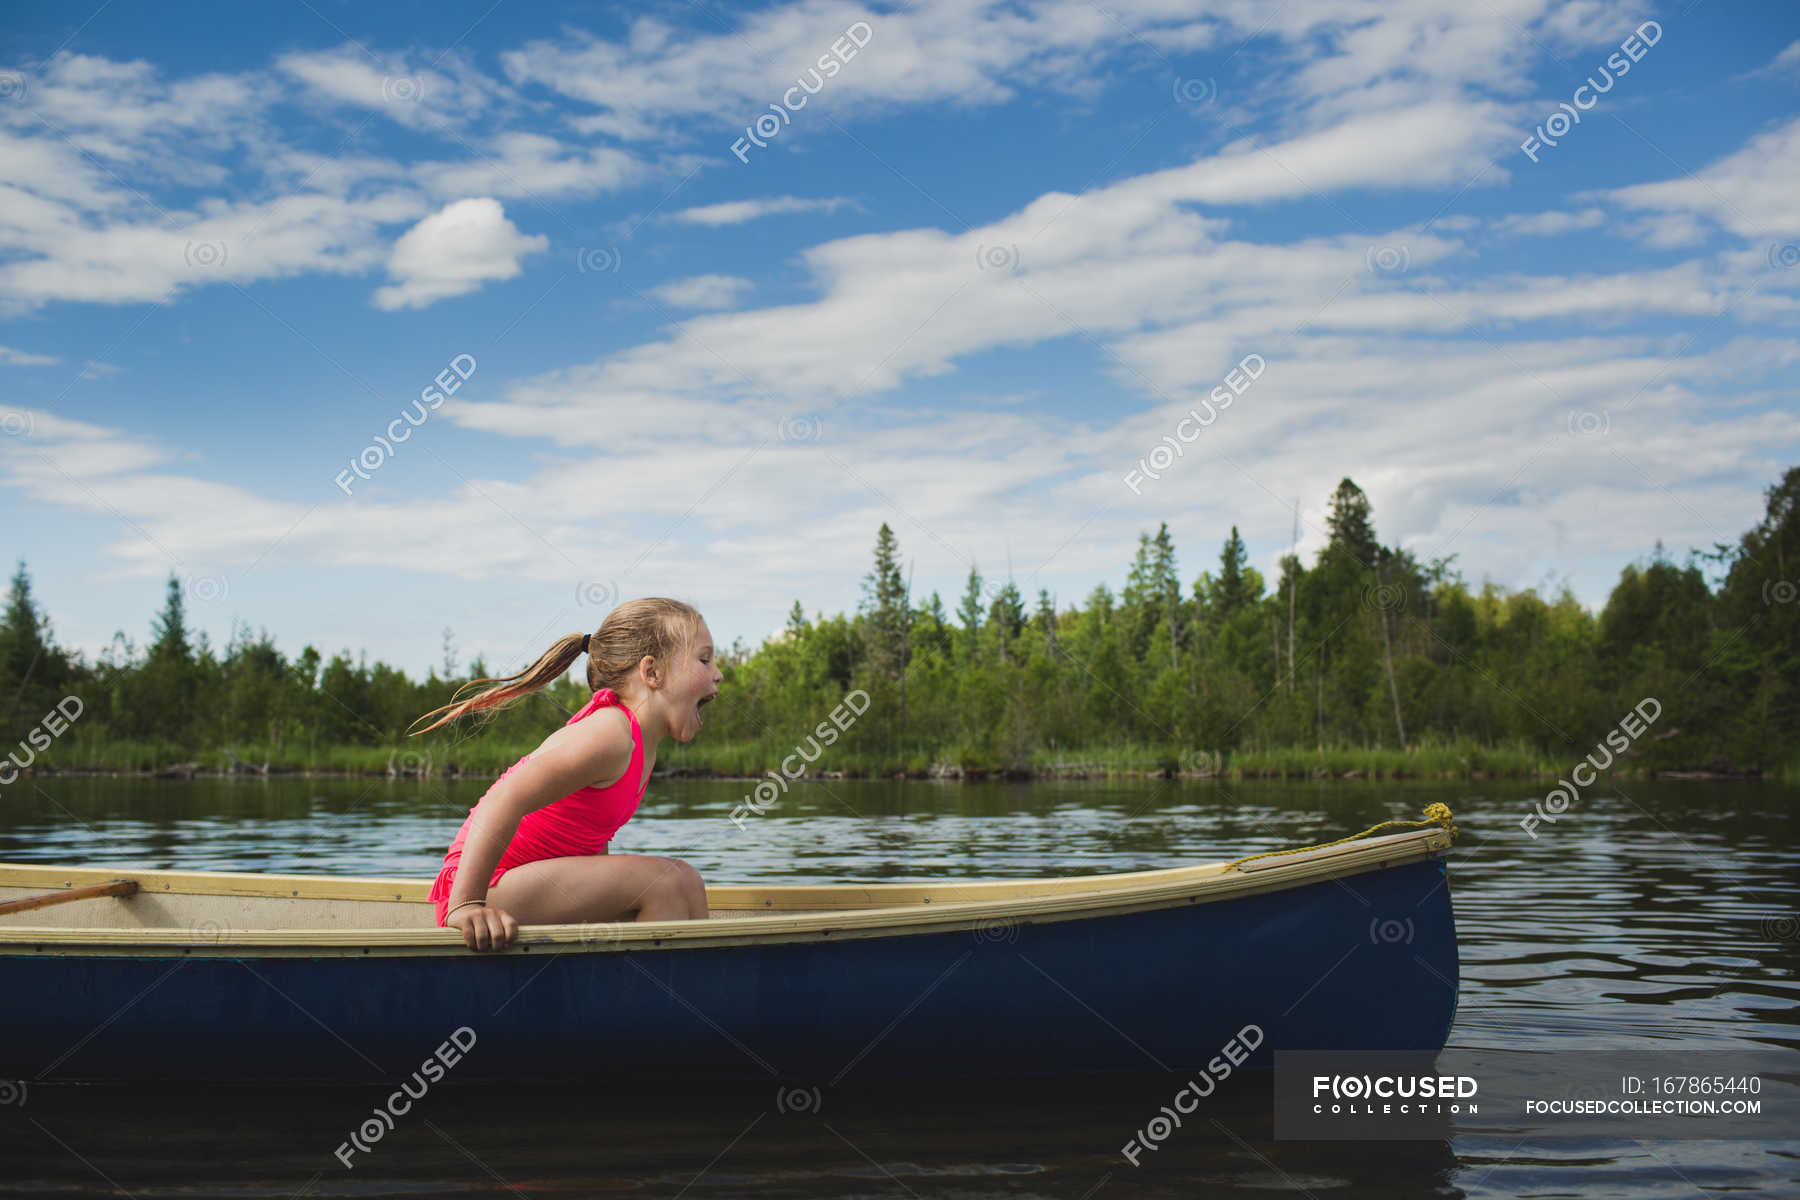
xmin=485 ymin=853 xmax=708 ymax=924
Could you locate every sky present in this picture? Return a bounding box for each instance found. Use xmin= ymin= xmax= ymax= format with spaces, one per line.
xmin=1 ymin=0 xmax=1797 ymax=682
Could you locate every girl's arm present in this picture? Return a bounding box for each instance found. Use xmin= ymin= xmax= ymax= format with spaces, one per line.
xmin=443 ymin=713 xmax=632 ymax=913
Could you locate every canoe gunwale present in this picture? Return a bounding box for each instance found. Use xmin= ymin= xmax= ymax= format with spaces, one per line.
xmin=0 ymin=827 xmax=1452 ymax=955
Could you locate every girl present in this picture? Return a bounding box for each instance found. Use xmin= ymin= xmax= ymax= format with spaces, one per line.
xmin=411 ymin=597 xmax=721 ymax=952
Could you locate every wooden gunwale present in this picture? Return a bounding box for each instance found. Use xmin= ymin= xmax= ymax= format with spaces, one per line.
xmin=0 ymin=826 xmax=1450 ymax=956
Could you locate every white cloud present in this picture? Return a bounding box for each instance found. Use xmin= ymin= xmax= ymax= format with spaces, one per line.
xmin=649 ymin=274 xmax=755 ymax=310
xmin=0 ymin=47 xmax=651 ymax=313
xmin=414 ymin=132 xmax=651 ymax=201
xmin=498 ymin=0 xmax=1649 ymax=145
xmin=274 ymin=46 xmax=512 ymax=132
xmin=1492 ymin=208 xmax=1609 ymax=236
xmin=500 ymin=0 xmax=1227 ymax=141
xmin=78 ymin=360 xmax=121 ymax=379
xmin=371 ymin=197 xmax=548 ymax=311
xmin=0 ymin=174 xmax=424 ymax=310
xmin=1606 ymin=115 xmax=1800 ymax=244
xmin=1741 ymin=39 xmax=1800 ymax=79
xmin=0 ymin=345 xmax=58 ymax=366
xmin=670 ymin=195 xmax=854 ymax=226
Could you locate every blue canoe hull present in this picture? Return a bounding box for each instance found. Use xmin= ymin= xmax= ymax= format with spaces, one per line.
xmin=3 ymin=857 xmax=1457 ymax=1085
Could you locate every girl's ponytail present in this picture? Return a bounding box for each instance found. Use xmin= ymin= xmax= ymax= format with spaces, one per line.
xmin=407 ymin=597 xmax=702 ymax=736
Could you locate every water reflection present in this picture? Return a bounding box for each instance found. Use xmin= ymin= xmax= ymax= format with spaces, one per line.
xmin=2 ymin=776 xmax=1796 ymax=1196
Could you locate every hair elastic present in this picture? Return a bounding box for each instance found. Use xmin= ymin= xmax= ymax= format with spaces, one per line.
xmin=580 ymin=633 xmax=591 ymax=653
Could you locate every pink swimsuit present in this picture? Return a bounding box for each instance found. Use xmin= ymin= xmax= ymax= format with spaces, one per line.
xmin=428 ymin=688 xmax=647 ymax=926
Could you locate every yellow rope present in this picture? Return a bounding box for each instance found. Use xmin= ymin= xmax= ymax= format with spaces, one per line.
xmin=1223 ymin=802 xmax=1456 ymax=871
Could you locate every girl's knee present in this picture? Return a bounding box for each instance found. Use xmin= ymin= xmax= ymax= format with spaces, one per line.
xmin=661 ymin=857 xmax=707 ymax=914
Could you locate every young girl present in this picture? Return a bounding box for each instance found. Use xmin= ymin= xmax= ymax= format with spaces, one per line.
xmin=412 ymin=597 xmax=721 ymax=952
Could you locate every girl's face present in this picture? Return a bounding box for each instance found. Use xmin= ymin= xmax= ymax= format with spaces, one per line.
xmin=669 ymin=618 xmax=722 ymax=741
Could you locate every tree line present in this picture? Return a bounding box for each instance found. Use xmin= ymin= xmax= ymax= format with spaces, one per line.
xmin=2 ymin=467 xmax=1795 ymax=776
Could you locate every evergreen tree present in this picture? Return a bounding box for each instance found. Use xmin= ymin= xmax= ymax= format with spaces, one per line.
xmin=149 ymin=575 xmax=192 ymax=666
xmin=1035 ymin=588 xmax=1059 ymax=657
xmin=1217 ymin=526 xmax=1251 ymax=617
xmin=0 ymin=560 xmax=61 ymax=721
xmin=1325 ymin=477 xmax=1379 ymax=568
xmin=987 ymin=579 xmax=1026 ymax=662
xmin=860 ymin=524 xmax=909 ymax=681
xmin=956 ymin=564 xmax=985 ymax=662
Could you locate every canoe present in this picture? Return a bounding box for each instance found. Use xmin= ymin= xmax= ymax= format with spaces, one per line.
xmin=0 ymin=822 xmax=1458 ymax=1085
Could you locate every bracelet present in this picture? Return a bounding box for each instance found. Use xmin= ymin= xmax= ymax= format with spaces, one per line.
xmin=447 ymin=898 xmax=488 ymax=917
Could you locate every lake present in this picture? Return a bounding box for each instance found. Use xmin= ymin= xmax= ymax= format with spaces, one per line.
xmin=2 ymin=775 xmax=1795 ymax=1197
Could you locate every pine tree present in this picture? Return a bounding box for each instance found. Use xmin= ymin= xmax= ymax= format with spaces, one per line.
xmin=0 ymin=560 xmax=56 ymax=721
xmin=1217 ymin=526 xmax=1250 ymax=617
xmin=1325 ymin=478 xmax=1379 ymax=567
xmin=1035 ymin=588 xmax=1058 ymax=657
xmin=957 ymin=564 xmax=984 ymax=662
xmin=988 ymin=579 xmax=1026 ymax=662
xmin=860 ymin=524 xmax=909 ymax=682
xmin=150 ymin=574 xmax=192 ymax=666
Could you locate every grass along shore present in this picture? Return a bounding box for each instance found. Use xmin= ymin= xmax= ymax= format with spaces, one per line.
xmin=11 ymin=732 xmax=1783 ymax=783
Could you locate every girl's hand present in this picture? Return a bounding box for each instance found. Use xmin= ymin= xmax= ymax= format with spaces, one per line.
xmin=449 ymin=902 xmax=518 ymax=952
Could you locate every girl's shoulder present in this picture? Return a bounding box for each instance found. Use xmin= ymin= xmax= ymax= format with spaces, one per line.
xmin=558 ymin=703 xmax=637 ymax=758
xmin=522 ymin=706 xmax=636 ymax=795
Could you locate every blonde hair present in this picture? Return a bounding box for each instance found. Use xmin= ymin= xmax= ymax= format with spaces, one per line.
xmin=408 ymin=597 xmax=704 ymax=736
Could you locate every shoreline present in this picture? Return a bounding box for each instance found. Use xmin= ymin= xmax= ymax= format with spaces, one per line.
xmin=7 ymin=761 xmax=1765 ymax=784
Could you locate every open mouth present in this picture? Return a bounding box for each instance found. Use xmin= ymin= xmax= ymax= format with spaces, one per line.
xmin=695 ymin=694 xmax=715 ymax=722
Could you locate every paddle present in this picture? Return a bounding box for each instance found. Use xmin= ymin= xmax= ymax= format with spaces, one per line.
xmin=0 ymin=879 xmax=139 ymax=917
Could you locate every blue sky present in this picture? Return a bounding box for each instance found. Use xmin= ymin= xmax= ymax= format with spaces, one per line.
xmin=2 ymin=0 xmax=1798 ymax=681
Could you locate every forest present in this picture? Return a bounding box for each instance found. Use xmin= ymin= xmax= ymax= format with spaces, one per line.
xmin=2 ymin=467 xmax=1795 ymax=782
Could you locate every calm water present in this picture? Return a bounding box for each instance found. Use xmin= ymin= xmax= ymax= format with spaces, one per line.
xmin=1 ymin=774 xmax=1795 ymax=1197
